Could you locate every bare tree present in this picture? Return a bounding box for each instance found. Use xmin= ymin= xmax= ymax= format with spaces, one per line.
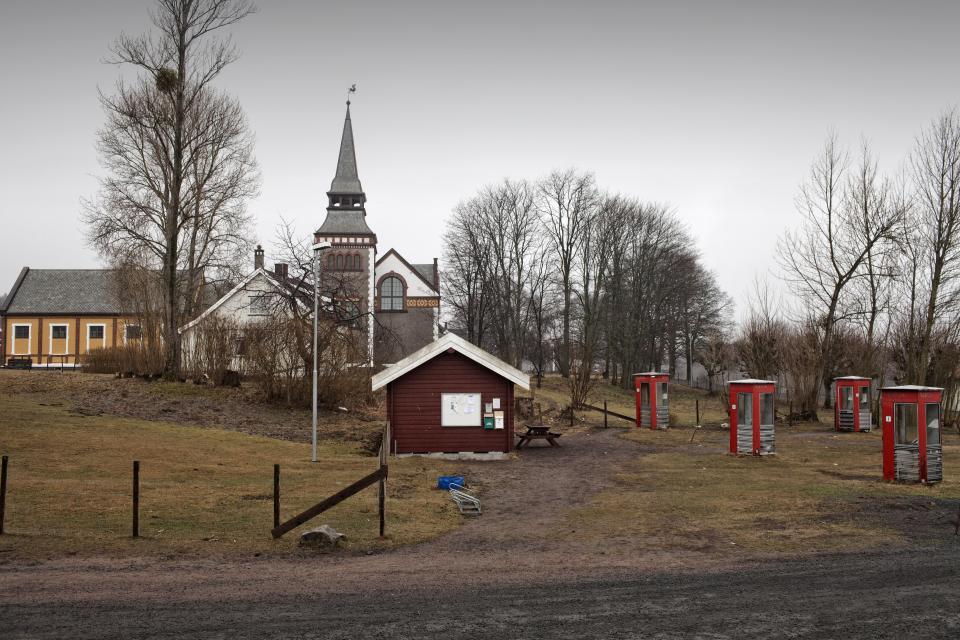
xmin=908 ymin=110 xmax=960 ymax=385
xmin=84 ymin=0 xmax=259 ymax=378
xmin=536 ymin=169 xmax=598 ymax=377
xmin=778 ymin=135 xmax=902 ymax=413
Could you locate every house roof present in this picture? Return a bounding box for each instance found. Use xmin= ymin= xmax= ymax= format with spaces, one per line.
xmin=178 ymin=268 xmax=330 ymax=333
xmin=881 ymin=385 xmax=943 ymax=392
xmin=834 ymin=376 xmax=872 ymax=381
xmin=633 ymin=371 xmax=669 ymax=378
xmin=1 ymin=268 xmax=122 ymax=315
xmin=376 ymin=248 xmax=439 ymax=293
xmin=371 ymin=332 xmax=529 ymax=391
xmin=728 ymin=378 xmax=777 ymax=385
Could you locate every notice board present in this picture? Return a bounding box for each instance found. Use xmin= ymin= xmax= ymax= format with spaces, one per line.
xmin=441 ymin=392 xmax=482 ymax=427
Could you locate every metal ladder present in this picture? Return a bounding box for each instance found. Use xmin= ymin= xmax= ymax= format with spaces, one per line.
xmin=448 ymin=482 xmax=481 ymax=516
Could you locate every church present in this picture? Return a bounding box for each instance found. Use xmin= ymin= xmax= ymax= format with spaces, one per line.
xmin=314 ymin=100 xmax=440 ymax=365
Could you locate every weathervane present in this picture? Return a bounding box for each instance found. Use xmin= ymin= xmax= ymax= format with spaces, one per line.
xmin=347 ymin=83 xmax=357 ymax=105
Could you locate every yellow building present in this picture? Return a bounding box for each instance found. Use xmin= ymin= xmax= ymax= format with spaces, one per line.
xmin=1 ymin=268 xmax=139 ymax=368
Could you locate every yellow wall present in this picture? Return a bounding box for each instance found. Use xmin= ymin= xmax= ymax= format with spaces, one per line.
xmin=4 ymin=316 xmax=137 ymax=366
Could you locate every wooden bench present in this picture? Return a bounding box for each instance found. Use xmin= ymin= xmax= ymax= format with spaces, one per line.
xmin=515 ymin=425 xmax=562 ymax=449
xmin=6 ymin=357 xmax=32 ymax=370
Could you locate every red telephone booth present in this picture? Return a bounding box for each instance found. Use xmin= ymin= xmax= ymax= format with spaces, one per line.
xmin=634 ymin=372 xmax=669 ymax=430
xmin=834 ymin=376 xmax=872 ymax=432
xmin=881 ymin=386 xmax=943 ymax=483
xmin=728 ymin=379 xmax=776 ymax=455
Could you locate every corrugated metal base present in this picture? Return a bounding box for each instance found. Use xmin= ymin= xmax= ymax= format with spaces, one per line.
xmin=895 ymin=445 xmax=920 ymax=482
xmin=396 ymin=451 xmax=509 ymax=461
xmin=927 ymin=446 xmax=943 ymax=483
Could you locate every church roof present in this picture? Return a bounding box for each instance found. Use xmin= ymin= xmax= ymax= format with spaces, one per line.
xmin=316 ymin=210 xmax=376 ymax=236
xmin=328 ymin=103 xmax=363 ymax=195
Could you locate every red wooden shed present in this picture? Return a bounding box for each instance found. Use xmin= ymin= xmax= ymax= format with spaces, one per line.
xmin=880 ymin=385 xmax=943 ymax=483
xmin=634 ymin=372 xmax=669 ymax=430
xmin=834 ymin=376 xmax=872 ymax=432
xmin=371 ymin=333 xmax=530 ymax=455
xmin=728 ymin=379 xmax=776 ymax=455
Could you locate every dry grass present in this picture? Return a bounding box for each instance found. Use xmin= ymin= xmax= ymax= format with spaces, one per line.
xmin=563 ymin=423 xmax=960 ymax=555
xmin=0 ymin=395 xmax=461 ymax=560
xmin=520 ymin=374 xmax=729 ymax=426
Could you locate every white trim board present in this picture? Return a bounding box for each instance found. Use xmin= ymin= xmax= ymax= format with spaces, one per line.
xmin=48 ymin=323 xmax=69 ymax=355
xmin=10 ymin=323 xmax=31 ymax=355
xmin=86 ymin=323 xmax=106 ymax=353
xmin=371 ymin=332 xmax=529 ymax=391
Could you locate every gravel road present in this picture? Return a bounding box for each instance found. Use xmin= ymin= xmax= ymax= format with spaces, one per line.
xmin=3 ymin=548 xmax=959 ymax=639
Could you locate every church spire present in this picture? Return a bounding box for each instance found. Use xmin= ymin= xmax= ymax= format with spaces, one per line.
xmin=328 ymin=100 xmax=365 ymax=200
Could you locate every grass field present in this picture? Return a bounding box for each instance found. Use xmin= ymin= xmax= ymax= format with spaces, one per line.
xmin=520 ymin=374 xmax=729 ymax=426
xmin=0 ymin=395 xmax=461 ymax=560
xmin=565 ymin=423 xmax=960 ymax=554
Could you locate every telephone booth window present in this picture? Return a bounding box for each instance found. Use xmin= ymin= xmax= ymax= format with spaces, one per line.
xmin=738 ymin=393 xmax=753 ymax=426
xmin=841 ymin=386 xmax=853 ymax=411
xmin=760 ymin=393 xmax=774 ymax=425
xmin=656 ymin=382 xmax=668 ymax=403
xmin=859 ymin=386 xmax=870 ymax=410
xmin=894 ymin=403 xmax=918 ymax=445
xmin=926 ymin=404 xmax=941 ymax=445
xmin=641 ymin=383 xmax=650 ymax=405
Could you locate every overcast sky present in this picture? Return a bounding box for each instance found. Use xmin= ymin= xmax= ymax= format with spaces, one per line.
xmin=2 ymin=0 xmax=959 ymax=314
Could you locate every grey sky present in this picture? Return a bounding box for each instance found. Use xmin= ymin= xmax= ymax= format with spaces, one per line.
xmin=2 ymin=0 xmax=959 ymax=314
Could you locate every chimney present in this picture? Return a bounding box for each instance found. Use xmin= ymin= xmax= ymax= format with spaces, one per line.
xmin=433 ymin=257 xmax=439 ymax=288
xmin=254 ymin=245 xmax=264 ymax=270
xmin=274 ymin=263 xmax=289 ymax=279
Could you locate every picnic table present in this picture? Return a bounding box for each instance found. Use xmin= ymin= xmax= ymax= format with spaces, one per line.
xmin=515 ymin=424 xmax=562 ymax=449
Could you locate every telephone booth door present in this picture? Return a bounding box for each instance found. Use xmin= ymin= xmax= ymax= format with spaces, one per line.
xmin=639 ymin=383 xmax=651 ymax=428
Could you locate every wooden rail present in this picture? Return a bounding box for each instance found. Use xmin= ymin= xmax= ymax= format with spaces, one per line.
xmin=581 ymin=402 xmax=634 ymax=423
xmin=271 ymin=465 xmax=387 ymax=539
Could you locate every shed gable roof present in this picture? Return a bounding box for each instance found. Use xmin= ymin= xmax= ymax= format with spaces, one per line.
xmin=372 ymin=332 xmax=529 ymax=391
xmin=2 ymin=268 xmax=122 ymax=315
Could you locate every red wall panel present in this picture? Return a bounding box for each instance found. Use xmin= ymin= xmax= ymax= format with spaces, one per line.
xmin=388 ymin=351 xmax=515 ymax=454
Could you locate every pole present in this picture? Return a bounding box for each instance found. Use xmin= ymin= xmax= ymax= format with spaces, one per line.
xmin=604 ymin=401 xmax=608 ymax=428
xmin=273 ymin=463 xmax=280 ymax=529
xmin=378 ymin=466 xmax=386 ymax=537
xmin=132 ymin=460 xmax=140 ymax=538
xmin=696 ymin=399 xmax=700 ymax=426
xmin=0 ymin=455 xmax=8 ymax=535
xmin=312 ymin=247 xmax=319 ymax=464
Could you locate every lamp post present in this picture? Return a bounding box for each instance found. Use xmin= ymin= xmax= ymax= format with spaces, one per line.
xmin=311 ymin=241 xmax=331 ymax=463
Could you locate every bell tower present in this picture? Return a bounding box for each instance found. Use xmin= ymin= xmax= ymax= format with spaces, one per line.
xmin=314 ymin=98 xmax=377 ymax=363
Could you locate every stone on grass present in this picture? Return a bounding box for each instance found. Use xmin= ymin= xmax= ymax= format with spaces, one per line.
xmin=299 ymin=524 xmax=346 ymax=547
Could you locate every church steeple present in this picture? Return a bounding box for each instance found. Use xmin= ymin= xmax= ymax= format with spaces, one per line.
xmin=315 ymin=96 xmax=376 ymax=242
xmin=327 ymin=101 xmax=366 ymax=209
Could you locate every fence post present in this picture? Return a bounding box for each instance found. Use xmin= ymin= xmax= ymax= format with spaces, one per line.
xmin=696 ymin=400 xmax=700 ymax=426
xmin=0 ymin=455 xmax=8 ymax=535
xmin=132 ymin=460 xmax=140 ymax=538
xmin=569 ymin=405 xmax=574 ymax=427
xmin=604 ymin=401 xmax=608 ymax=428
xmin=273 ymin=464 xmax=280 ymax=529
xmin=378 ymin=465 xmax=386 ymax=538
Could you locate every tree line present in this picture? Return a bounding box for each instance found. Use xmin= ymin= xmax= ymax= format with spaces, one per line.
xmin=441 ymin=169 xmax=730 ymax=407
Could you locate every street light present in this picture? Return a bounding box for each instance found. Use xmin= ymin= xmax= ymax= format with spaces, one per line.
xmin=311 ymin=241 xmax=331 ymax=463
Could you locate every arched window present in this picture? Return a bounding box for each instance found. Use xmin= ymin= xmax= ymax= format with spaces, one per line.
xmin=380 ymin=276 xmax=404 ymax=311
xmin=326 ymin=254 xmax=335 ymax=270
xmin=335 ymin=254 xmax=344 ymax=270
xmin=353 ymin=254 xmax=362 ymax=270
